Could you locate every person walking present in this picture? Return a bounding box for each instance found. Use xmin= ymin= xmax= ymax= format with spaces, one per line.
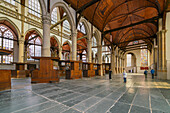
xmin=144 ymin=70 xmax=148 ymax=78
xmin=151 ymin=69 xmax=155 ymax=79
xmin=123 ymin=69 xmax=127 ymax=83
xmin=109 ymin=69 xmax=112 ymax=80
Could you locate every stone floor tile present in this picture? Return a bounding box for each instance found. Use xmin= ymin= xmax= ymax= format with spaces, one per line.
xmin=85 ymin=98 xmax=115 ymax=113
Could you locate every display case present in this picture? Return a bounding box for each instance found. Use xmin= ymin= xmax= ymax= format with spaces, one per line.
xmin=31 ymin=57 xmax=60 ymax=83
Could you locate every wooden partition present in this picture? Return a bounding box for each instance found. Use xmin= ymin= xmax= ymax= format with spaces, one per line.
xmin=11 ymin=63 xmax=30 ymax=78
xmin=97 ymin=64 xmax=102 ymax=76
xmin=0 ymin=70 xmax=11 ymax=91
xmin=65 ymin=61 xmax=82 ymax=79
xmin=82 ymin=63 xmax=95 ymax=77
xmin=31 ymin=57 xmax=60 ymax=83
xmin=102 ymin=63 xmax=111 ymax=74
xmin=58 ymin=60 xmax=69 ymax=77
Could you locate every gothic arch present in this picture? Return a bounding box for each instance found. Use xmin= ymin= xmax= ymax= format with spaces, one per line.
xmin=79 ymin=18 xmax=90 ymax=39
xmin=50 ymin=35 xmax=61 ymax=49
xmin=38 ymin=0 xmax=46 ymax=15
xmin=50 ymin=2 xmax=75 ymax=33
xmin=25 ymin=28 xmax=43 ymax=40
xmin=94 ymin=30 xmax=100 ymax=46
xmin=62 ymin=40 xmax=72 ymax=52
xmin=0 ymin=17 xmax=21 ymax=39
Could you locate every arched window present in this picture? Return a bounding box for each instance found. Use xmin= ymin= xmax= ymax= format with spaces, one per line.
xmin=82 ymin=50 xmax=86 ymax=62
xmin=51 ymin=7 xmax=58 ymax=24
xmin=28 ymin=0 xmax=40 ymax=17
xmin=27 ymin=34 xmax=42 ymax=60
xmin=92 ymin=36 xmax=97 ymax=61
xmin=63 ymin=20 xmax=70 ymax=33
xmin=5 ymin=0 xmax=15 ymax=5
xmin=127 ymin=54 xmax=132 ymax=67
xmin=77 ymin=22 xmax=86 ymax=34
xmin=0 ymin=25 xmax=15 ymax=64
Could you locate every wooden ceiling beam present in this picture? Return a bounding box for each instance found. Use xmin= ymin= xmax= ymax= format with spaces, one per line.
xmin=77 ymin=35 xmax=87 ymax=40
xmin=104 ymin=16 xmax=160 ymax=35
xmin=117 ymin=34 xmax=156 ymax=45
xmin=76 ymin=0 xmax=101 ymax=13
xmin=50 ymin=16 xmax=67 ymax=30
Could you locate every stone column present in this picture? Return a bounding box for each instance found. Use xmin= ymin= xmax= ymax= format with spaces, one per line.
xmin=97 ymin=45 xmax=103 ymax=76
xmin=18 ymin=38 xmax=24 ymax=63
xmin=87 ymin=39 xmax=92 ymax=62
xmin=166 ymin=12 xmax=170 ymax=80
xmin=111 ymin=49 xmax=116 ymax=75
xmin=70 ymin=51 xmax=72 ymax=60
xmin=59 ymin=47 xmax=62 ymax=60
xmin=72 ymin=31 xmax=77 ymax=61
xmin=42 ymin=13 xmax=51 ymax=57
xmin=157 ymin=18 xmax=167 ymax=79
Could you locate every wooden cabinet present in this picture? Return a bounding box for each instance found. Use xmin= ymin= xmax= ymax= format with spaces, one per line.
xmin=82 ymin=63 xmax=95 ymax=77
xmin=0 ymin=70 xmax=11 ymax=91
xmin=11 ymin=63 xmax=30 ymax=78
xmin=102 ymin=63 xmax=111 ymax=75
xmin=65 ymin=61 xmax=82 ymax=79
xmin=31 ymin=57 xmax=60 ymax=83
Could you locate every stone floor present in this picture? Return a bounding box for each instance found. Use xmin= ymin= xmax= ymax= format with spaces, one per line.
xmin=0 ymin=74 xmax=170 ymax=113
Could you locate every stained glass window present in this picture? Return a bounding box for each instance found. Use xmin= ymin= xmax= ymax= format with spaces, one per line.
xmin=28 ymin=0 xmax=40 ymax=17
xmin=5 ymin=0 xmax=15 ymax=5
xmin=133 ymin=41 xmax=138 ymax=45
xmin=27 ymin=34 xmax=41 ymax=60
xmin=0 ymin=25 xmax=14 ymax=64
xmin=141 ymin=49 xmax=148 ymax=66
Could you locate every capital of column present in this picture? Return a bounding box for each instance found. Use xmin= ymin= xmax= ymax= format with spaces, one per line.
xmin=19 ymin=39 xmax=25 ymax=44
xmin=42 ymin=13 xmax=51 ymax=25
xmin=72 ymin=31 xmax=77 ymax=36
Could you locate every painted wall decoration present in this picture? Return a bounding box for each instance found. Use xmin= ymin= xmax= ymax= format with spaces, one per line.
xmin=141 ymin=49 xmax=148 ymax=66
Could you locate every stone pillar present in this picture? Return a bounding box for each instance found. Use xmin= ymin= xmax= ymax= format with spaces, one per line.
xmin=18 ymin=38 xmax=24 ymax=63
xmin=166 ymin=12 xmax=170 ymax=80
xmin=87 ymin=39 xmax=92 ymax=62
xmin=42 ymin=13 xmax=51 ymax=57
xmin=157 ymin=18 xmax=167 ymax=79
xmin=70 ymin=51 xmax=72 ymax=60
xmin=97 ymin=45 xmax=103 ymax=76
xmin=59 ymin=47 xmax=62 ymax=60
xmin=72 ymin=31 xmax=77 ymax=61
xmin=111 ymin=49 xmax=116 ymax=75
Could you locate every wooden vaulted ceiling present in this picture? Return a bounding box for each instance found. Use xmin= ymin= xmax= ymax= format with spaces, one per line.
xmin=64 ymin=0 xmax=166 ymax=51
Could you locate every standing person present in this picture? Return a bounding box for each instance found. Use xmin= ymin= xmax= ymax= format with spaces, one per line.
xmin=151 ymin=69 xmax=155 ymax=79
xmin=123 ymin=69 xmax=127 ymax=83
xmin=109 ymin=69 xmax=112 ymax=80
xmin=144 ymin=70 xmax=148 ymax=78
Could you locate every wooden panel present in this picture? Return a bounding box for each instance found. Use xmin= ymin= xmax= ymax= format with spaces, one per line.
xmin=65 ymin=61 xmax=82 ymax=79
xmin=0 ymin=70 xmax=11 ymax=91
xmin=31 ymin=58 xmax=59 ymax=83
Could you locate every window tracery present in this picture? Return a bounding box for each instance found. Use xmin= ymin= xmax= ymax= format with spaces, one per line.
xmin=28 ymin=0 xmax=40 ymax=17
xmin=27 ymin=34 xmax=41 ymax=61
xmin=0 ymin=25 xmax=15 ymax=64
